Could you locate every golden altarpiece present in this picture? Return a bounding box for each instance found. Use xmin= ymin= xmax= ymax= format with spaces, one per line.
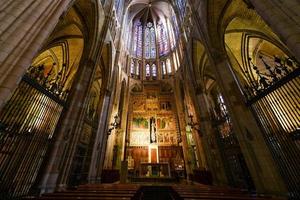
xmin=126 ymin=84 xmax=185 ymax=178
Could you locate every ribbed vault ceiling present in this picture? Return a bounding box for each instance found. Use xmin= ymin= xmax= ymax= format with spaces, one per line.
xmin=127 ymin=0 xmax=172 ymax=22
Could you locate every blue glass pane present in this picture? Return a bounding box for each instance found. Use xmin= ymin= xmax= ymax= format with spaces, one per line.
xmin=150 ymin=27 xmax=156 ymax=58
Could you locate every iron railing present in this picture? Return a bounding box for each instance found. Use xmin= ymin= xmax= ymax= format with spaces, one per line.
xmin=0 ymin=74 xmax=65 ymax=198
xmin=242 ymin=56 xmax=300 ymax=199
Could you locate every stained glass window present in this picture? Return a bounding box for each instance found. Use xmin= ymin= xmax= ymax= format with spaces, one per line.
xmin=145 ymin=22 xmax=156 ymax=59
xmin=152 ymin=64 xmax=157 ymax=77
xmin=171 ymin=15 xmax=180 ymax=40
xmin=167 ymin=20 xmax=176 ymax=49
xmin=126 ymin=24 xmax=131 ymax=51
xmin=136 ymin=61 xmax=140 ymax=75
xmin=157 ymin=21 xmax=169 ymax=56
xmin=150 ymin=27 xmax=156 ymax=58
xmin=162 ymin=61 xmax=166 ymax=75
xmin=166 ymin=58 xmax=172 ymax=74
xmin=146 ymin=64 xmax=150 ymax=77
xmin=132 ymin=20 xmax=143 ymax=58
xmin=115 ymin=0 xmax=124 ymax=22
xmin=145 ymin=25 xmax=150 ymax=59
xmin=130 ymin=59 xmax=135 ymax=74
xmin=137 ymin=24 xmax=143 ymax=57
xmin=217 ymin=94 xmax=230 ymax=124
xmin=176 ymin=0 xmax=186 ymax=20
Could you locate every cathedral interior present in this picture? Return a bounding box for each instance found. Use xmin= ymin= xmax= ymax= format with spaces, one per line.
xmin=0 ymin=0 xmax=299 ymax=199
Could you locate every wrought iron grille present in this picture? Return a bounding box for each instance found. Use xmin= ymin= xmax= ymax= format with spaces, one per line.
xmin=242 ymin=55 xmax=300 ymax=199
xmin=0 ymin=76 xmax=64 ymax=197
xmin=26 ymin=64 xmax=70 ymax=101
xmin=212 ymin=94 xmax=255 ymax=191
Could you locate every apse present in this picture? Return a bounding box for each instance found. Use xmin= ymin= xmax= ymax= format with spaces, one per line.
xmin=124 ymin=0 xmax=182 ymax=80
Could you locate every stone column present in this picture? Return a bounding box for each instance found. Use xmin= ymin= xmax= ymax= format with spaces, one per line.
xmin=191 ymin=129 xmax=207 ymax=169
xmin=120 ymin=82 xmax=130 ymax=162
xmin=119 ymin=81 xmax=130 ymax=183
xmin=0 ymin=0 xmax=74 ymax=109
xmin=180 ymin=124 xmax=193 ymax=180
xmin=195 ymin=91 xmax=228 ymax=186
xmin=173 ymin=81 xmax=193 ymax=180
xmin=250 ymin=0 xmax=300 ymax=61
xmin=88 ymin=91 xmax=112 ymax=183
xmin=95 ymin=82 xmax=117 ymax=181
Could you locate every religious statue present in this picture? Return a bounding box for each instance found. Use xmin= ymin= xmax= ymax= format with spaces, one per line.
xmin=150 ymin=117 xmax=157 ymax=143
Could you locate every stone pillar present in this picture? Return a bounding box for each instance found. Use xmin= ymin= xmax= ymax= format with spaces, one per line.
xmin=191 ymin=129 xmax=207 ymax=169
xmin=96 ymin=85 xmax=117 ymax=181
xmin=89 ymin=60 xmax=119 ymax=182
xmin=88 ymin=91 xmax=112 ymax=183
xmin=180 ymin=127 xmax=193 ymax=180
xmin=0 ymin=0 xmax=73 ymax=110
xmin=120 ymin=82 xmax=130 ymax=162
xmin=250 ymin=0 xmax=300 ymax=61
xmin=195 ymin=92 xmax=228 ymax=186
xmin=174 ymin=89 xmax=193 ymax=180
xmin=211 ymin=56 xmax=287 ymax=195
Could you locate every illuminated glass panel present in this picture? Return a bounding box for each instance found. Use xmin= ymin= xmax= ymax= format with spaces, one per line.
xmin=176 ymin=0 xmax=186 ymax=20
xmin=132 ymin=24 xmax=138 ymax=55
xmin=157 ymin=21 xmax=169 ymax=56
xmin=137 ymin=24 xmax=143 ymax=57
xmin=152 ymin=64 xmax=157 ymax=77
xmin=126 ymin=23 xmax=132 ymax=51
xmin=145 ymin=22 xmax=156 ymax=59
xmin=171 ymin=15 xmax=180 ymax=39
xmin=115 ymin=0 xmax=124 ymax=21
xmin=136 ymin=61 xmax=140 ymax=75
xmin=217 ymin=94 xmax=230 ymax=124
xmin=150 ymin=27 xmax=156 ymax=58
xmin=168 ymin=20 xmax=176 ymax=49
xmin=145 ymin=25 xmax=150 ymax=59
xmin=162 ymin=61 xmax=166 ymax=75
xmin=145 ymin=64 xmax=150 ymax=77
xmin=130 ymin=59 xmax=135 ymax=74
xmin=132 ymin=20 xmax=143 ymax=57
xmin=166 ymin=58 xmax=172 ymax=74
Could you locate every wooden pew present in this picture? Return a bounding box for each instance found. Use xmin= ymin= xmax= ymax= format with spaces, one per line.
xmin=172 ymin=185 xmax=286 ymax=200
xmin=31 ymin=184 xmax=140 ymax=200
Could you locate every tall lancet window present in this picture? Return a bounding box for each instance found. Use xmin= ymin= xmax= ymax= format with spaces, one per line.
xmin=133 ymin=20 xmax=143 ymax=57
xmin=145 ymin=26 xmax=150 ymax=59
xmin=176 ymin=0 xmax=186 ymax=20
xmin=130 ymin=59 xmax=135 ymax=74
xmin=145 ymin=64 xmax=151 ymax=77
xmin=162 ymin=61 xmax=167 ymax=75
xmin=115 ymin=0 xmax=124 ymax=21
xmin=167 ymin=20 xmax=176 ymax=49
xmin=145 ymin=22 xmax=156 ymax=59
xmin=152 ymin=64 xmax=157 ymax=77
xmin=157 ymin=20 xmax=169 ymax=56
xmin=150 ymin=26 xmax=156 ymax=58
xmin=136 ymin=61 xmax=140 ymax=76
xmin=166 ymin=58 xmax=172 ymax=74
xmin=171 ymin=15 xmax=180 ymax=39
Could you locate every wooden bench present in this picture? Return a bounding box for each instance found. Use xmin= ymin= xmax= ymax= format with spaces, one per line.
xmin=172 ymin=185 xmax=286 ymax=200
xmin=31 ymin=184 xmax=140 ymax=200
xmin=38 ymin=197 xmax=131 ymax=200
xmin=24 ymin=183 xmax=286 ymax=200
